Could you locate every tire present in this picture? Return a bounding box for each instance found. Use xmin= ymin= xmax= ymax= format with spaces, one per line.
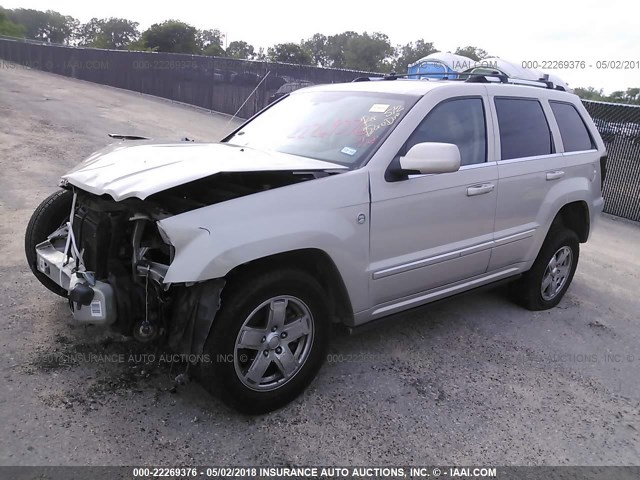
xmin=200 ymin=268 xmax=330 ymax=414
xmin=25 ymin=189 xmax=73 ymax=297
xmin=510 ymin=226 xmax=579 ymax=311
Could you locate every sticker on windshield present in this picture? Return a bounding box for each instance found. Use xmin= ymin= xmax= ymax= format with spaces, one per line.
xmin=341 ymin=146 xmax=357 ymax=156
xmin=362 ymin=105 xmax=405 ymax=137
xmin=369 ymin=104 xmax=389 ymax=113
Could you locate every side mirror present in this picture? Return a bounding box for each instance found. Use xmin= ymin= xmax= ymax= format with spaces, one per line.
xmin=399 ymin=142 xmax=461 ymax=174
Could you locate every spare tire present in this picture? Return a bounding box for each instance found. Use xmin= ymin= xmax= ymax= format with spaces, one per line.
xmin=24 ymin=189 xmax=73 ymax=297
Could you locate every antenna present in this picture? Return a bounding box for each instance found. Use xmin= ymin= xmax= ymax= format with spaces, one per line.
xmin=227 ymin=71 xmax=271 ymax=126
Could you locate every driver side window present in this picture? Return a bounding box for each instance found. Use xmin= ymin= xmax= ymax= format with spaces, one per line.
xmin=405 ymin=97 xmax=487 ymax=166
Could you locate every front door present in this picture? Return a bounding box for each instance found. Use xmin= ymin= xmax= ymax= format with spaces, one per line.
xmin=369 ymin=95 xmax=498 ymax=306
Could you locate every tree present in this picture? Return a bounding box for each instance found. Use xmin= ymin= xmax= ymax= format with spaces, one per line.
xmin=624 ymin=88 xmax=640 ymax=103
xmin=394 ymin=39 xmax=438 ymax=72
xmin=226 ymin=40 xmax=255 ymax=60
xmin=343 ymin=32 xmax=394 ymax=72
xmin=78 ymin=17 xmax=139 ymax=49
xmin=302 ymin=33 xmax=329 ymax=67
xmin=126 ymin=38 xmax=154 ymax=52
xmin=609 ymin=91 xmax=625 ymax=101
xmin=573 ymin=87 xmax=605 ymax=101
xmin=0 ymin=9 xmax=25 ymax=37
xmin=324 ymin=31 xmax=357 ymax=68
xmin=267 ymin=43 xmax=312 ymax=64
xmin=316 ymin=31 xmax=394 ymax=71
xmin=254 ymin=47 xmax=267 ymax=61
xmin=6 ymin=8 xmax=47 ymax=40
xmin=198 ymin=29 xmax=225 ymax=56
xmin=140 ymin=20 xmax=199 ymax=54
xmin=454 ymin=46 xmax=489 ymax=61
xmin=573 ymin=86 xmax=640 ymax=105
xmin=7 ymin=8 xmax=78 ymax=44
xmin=77 ymin=17 xmax=100 ymax=45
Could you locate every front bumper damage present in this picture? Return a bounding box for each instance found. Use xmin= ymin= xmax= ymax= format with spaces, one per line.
xmin=36 ymin=237 xmax=117 ymax=325
xmin=34 ymin=189 xmax=224 ymax=355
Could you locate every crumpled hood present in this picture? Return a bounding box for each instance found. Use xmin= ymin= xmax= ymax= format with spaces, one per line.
xmin=62 ymin=142 xmax=347 ymax=201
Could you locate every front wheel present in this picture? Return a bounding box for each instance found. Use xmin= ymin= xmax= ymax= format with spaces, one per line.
xmin=201 ymin=268 xmax=330 ymax=414
xmin=24 ymin=189 xmax=73 ymax=297
xmin=511 ymin=226 xmax=579 ymax=311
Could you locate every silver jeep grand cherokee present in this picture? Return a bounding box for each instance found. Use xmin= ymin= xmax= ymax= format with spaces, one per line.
xmin=25 ymin=76 xmax=606 ymax=413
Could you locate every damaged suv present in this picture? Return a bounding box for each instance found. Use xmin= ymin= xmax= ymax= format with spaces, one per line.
xmin=26 ymin=76 xmax=606 ymax=413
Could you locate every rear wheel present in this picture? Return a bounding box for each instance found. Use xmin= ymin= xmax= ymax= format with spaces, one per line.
xmin=510 ymin=226 xmax=579 ymax=311
xmin=24 ymin=189 xmax=73 ymax=297
xmin=200 ymin=268 xmax=330 ymax=414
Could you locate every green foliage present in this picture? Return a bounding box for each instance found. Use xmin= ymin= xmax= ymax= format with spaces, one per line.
xmin=126 ymin=38 xmax=155 ymax=52
xmin=626 ymin=88 xmax=640 ymax=103
xmin=5 ymin=11 xmax=637 ymax=103
xmin=6 ymin=8 xmax=77 ymax=44
xmin=314 ymin=31 xmax=393 ymax=71
xmin=4 ymin=8 xmax=496 ymax=77
xmin=138 ymin=24 xmax=225 ymax=55
xmin=141 ymin=20 xmax=199 ymax=54
xmin=573 ymin=87 xmax=604 ymax=101
xmin=323 ymin=31 xmax=356 ymax=68
xmin=202 ymin=43 xmax=224 ymax=56
xmin=302 ymin=34 xmax=328 ymax=67
xmin=343 ymin=32 xmax=394 ymax=72
xmin=6 ymin=8 xmax=47 ymax=39
xmin=78 ymin=17 xmax=139 ymax=49
xmin=574 ymin=86 xmax=640 ymax=105
xmin=0 ymin=8 xmax=25 ymax=37
xmin=454 ymin=46 xmax=489 ymax=61
xmin=226 ymin=40 xmax=255 ymax=60
xmin=267 ymin=43 xmax=312 ymax=64
xmin=393 ymin=39 xmax=438 ymax=72
xmin=254 ymin=47 xmax=267 ymax=61
xmin=197 ymin=29 xmax=224 ymax=55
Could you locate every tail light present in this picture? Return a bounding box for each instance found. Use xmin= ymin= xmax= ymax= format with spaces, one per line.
xmin=599 ymin=155 xmax=607 ymax=190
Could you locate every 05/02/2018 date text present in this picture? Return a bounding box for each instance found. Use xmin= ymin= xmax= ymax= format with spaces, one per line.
xmin=521 ymin=60 xmax=640 ymax=70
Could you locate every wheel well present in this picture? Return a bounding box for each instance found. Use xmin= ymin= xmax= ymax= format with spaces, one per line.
xmin=224 ymin=249 xmax=354 ymax=323
xmin=553 ymin=201 xmax=590 ymax=242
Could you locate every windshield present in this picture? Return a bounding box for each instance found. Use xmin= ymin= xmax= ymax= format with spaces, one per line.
xmin=225 ymin=90 xmax=418 ymax=168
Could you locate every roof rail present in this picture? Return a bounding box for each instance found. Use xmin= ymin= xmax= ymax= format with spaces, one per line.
xmin=464 ymin=72 xmax=567 ymax=90
xmin=352 ymin=72 xmax=567 ymax=91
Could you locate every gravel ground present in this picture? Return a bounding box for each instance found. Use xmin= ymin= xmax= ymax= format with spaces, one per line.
xmin=0 ymin=65 xmax=639 ymax=466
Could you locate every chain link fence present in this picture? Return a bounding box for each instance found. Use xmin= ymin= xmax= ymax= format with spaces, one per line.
xmin=1 ymin=36 xmax=639 ymax=222
xmin=582 ymin=101 xmax=640 ymax=222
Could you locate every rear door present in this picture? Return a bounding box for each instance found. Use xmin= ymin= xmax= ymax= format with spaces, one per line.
xmin=548 ymin=100 xmax=600 ymax=196
xmin=488 ymin=88 xmax=563 ymax=270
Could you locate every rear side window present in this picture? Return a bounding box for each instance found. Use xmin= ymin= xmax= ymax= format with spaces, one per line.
xmin=406 ymin=97 xmax=487 ymax=166
xmin=550 ymin=101 xmax=595 ymax=152
xmin=495 ymin=98 xmax=553 ymax=160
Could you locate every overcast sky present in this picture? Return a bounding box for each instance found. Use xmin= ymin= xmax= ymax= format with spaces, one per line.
xmin=4 ymin=0 xmax=639 ymax=93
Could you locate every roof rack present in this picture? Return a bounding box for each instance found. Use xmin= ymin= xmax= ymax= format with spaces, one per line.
xmin=352 ymin=72 xmax=566 ymax=91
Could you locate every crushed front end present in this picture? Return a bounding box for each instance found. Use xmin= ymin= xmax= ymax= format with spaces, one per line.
xmin=34 ymin=186 xmax=220 ymax=353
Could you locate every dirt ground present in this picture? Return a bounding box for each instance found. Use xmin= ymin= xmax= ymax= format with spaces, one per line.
xmin=0 ymin=64 xmax=639 ymax=466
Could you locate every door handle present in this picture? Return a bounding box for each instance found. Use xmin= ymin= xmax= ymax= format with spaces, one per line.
xmin=546 ymin=170 xmax=565 ymax=181
xmin=466 ymin=183 xmax=494 ymax=196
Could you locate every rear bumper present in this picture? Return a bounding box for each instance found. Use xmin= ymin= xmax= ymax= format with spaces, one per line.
xmin=592 ymin=195 xmax=605 ymax=224
xmin=586 ymin=196 xmax=605 ymax=241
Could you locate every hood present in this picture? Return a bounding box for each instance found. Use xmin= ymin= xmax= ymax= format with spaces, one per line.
xmin=62 ymin=142 xmax=347 ymax=201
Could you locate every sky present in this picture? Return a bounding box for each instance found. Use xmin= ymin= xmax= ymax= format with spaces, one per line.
xmin=3 ymin=0 xmax=639 ymax=93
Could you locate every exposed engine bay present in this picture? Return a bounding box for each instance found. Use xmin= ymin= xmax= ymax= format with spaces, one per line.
xmin=34 ymin=170 xmax=324 ymax=353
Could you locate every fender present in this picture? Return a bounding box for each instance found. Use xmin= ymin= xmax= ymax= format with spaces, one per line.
xmin=159 ymin=169 xmax=371 ymax=313
xmin=524 ymin=174 xmax=596 ymax=266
